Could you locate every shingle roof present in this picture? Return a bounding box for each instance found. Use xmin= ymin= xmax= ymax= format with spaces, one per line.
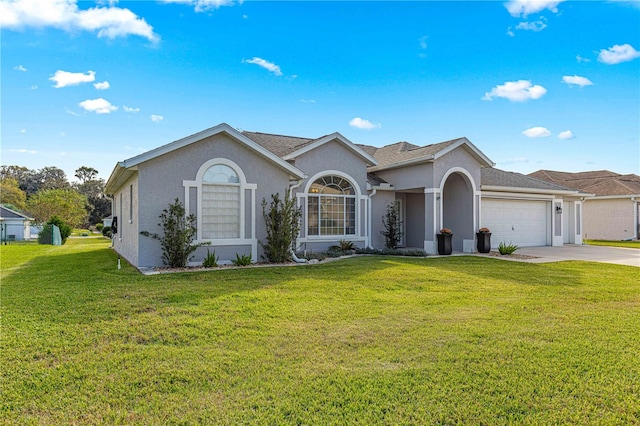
xmin=367 ymin=173 xmax=389 ymax=186
xmin=482 ymin=168 xmax=576 ymax=191
xmin=0 ymin=206 xmax=33 ymax=220
xmin=363 ymin=139 xmax=461 ymax=171
xmin=529 ymin=170 xmax=640 ymax=196
xmin=242 ymin=131 xmax=317 ymax=157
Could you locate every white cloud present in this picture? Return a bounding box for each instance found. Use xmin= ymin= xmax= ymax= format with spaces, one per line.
xmin=160 ymin=0 xmax=240 ymax=12
xmin=300 ymin=99 xmax=316 ymax=104
xmin=482 ymin=80 xmax=547 ymax=102
xmin=418 ymin=35 xmax=428 ymax=50
xmin=29 ymin=85 xmax=38 ymax=90
xmin=243 ymin=57 xmax=282 ymax=76
xmin=522 ymin=126 xmax=551 ymax=138
xmin=506 ymin=27 xmax=515 ymax=37
xmin=93 ymin=81 xmax=110 ymax=90
xmin=349 ymin=117 xmax=381 ymax=130
xmin=13 ymin=64 xmax=27 ymax=72
xmin=576 ymin=55 xmax=591 ymax=63
xmin=150 ymin=114 xmax=164 ymax=122
xmin=558 ymin=130 xmax=575 ymax=139
xmin=79 ymin=98 xmax=117 ymax=114
xmin=20 ymin=129 xmax=27 ymax=133
xmin=9 ymin=148 xmax=37 ymax=154
xmin=505 ymin=0 xmax=565 ymax=17
xmin=562 ymin=75 xmax=593 ymax=87
xmin=597 ymin=44 xmax=640 ymax=65
xmin=123 ymin=105 xmax=140 ymax=113
xmin=515 ymin=18 xmax=547 ymax=32
xmin=0 ymin=0 xmax=159 ymax=42
xmin=50 ymin=70 xmax=95 ymax=88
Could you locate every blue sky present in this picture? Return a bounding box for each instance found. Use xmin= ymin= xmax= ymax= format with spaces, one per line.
xmin=2 ymin=0 xmax=639 ymax=181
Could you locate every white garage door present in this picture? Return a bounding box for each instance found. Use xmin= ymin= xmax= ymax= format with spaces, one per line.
xmin=481 ymin=199 xmax=550 ymax=248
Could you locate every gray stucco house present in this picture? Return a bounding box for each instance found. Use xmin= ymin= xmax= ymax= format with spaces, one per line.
xmin=0 ymin=206 xmax=34 ymax=242
xmin=105 ymin=123 xmax=586 ymax=268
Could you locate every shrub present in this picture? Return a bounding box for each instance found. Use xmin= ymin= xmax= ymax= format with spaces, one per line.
xmin=202 ymin=249 xmax=218 ymax=268
xmin=38 ymin=216 xmax=72 ymax=245
xmin=260 ymin=190 xmax=302 ymax=263
xmin=140 ymin=198 xmax=206 ymax=268
xmin=102 ymin=226 xmax=112 ymax=238
xmin=381 ymin=202 xmax=402 ymax=249
xmin=233 ymin=253 xmax=252 ymax=266
xmin=498 ymin=241 xmax=518 ymax=255
xmin=96 ymin=223 xmax=104 ymax=231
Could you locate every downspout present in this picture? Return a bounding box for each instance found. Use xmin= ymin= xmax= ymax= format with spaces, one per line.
xmin=368 ymin=187 xmax=377 ymax=249
xmin=106 ymin=194 xmax=115 ymax=248
xmin=289 ymin=179 xmax=307 ymax=263
xmin=632 ymin=197 xmax=638 ymax=240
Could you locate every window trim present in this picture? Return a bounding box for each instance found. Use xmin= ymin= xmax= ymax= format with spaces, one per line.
xmin=302 ymin=170 xmax=363 ymax=240
xmin=183 ymin=158 xmax=258 ymax=259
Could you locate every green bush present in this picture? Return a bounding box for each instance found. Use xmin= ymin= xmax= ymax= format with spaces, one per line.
xmin=233 ymin=253 xmax=252 ymax=266
xmin=96 ymin=223 xmax=104 ymax=231
xmin=102 ymin=226 xmax=112 ymax=238
xmin=202 ymin=249 xmax=218 ymax=268
xmin=140 ymin=198 xmax=206 ymax=268
xmin=381 ymin=202 xmax=402 ymax=249
xmin=260 ymin=190 xmax=302 ymax=263
xmin=498 ymin=241 xmax=518 ymax=255
xmin=38 ymin=216 xmax=72 ymax=245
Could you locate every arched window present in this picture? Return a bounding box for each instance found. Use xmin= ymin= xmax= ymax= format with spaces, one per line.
xmin=307 ymin=175 xmax=356 ymax=236
xmin=201 ymin=164 xmax=240 ymax=239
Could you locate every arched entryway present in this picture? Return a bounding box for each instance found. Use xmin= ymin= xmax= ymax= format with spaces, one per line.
xmin=441 ymin=170 xmax=475 ymax=252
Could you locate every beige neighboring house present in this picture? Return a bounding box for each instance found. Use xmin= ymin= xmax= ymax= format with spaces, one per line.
xmin=530 ymin=170 xmax=640 ymax=241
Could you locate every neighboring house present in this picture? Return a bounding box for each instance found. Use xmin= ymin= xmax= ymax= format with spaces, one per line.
xmin=102 ymin=215 xmax=113 ymax=228
xmin=0 ymin=206 xmax=34 ymax=241
xmin=105 ymin=123 xmax=587 ymax=268
xmin=530 ymin=170 xmax=640 ymax=241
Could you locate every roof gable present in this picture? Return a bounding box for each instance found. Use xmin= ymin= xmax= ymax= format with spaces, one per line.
xmin=366 ymin=137 xmax=494 ymax=172
xmin=106 ymin=123 xmax=305 ymax=194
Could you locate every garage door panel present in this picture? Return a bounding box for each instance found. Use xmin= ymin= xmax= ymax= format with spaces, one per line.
xmin=482 ymin=199 xmax=549 ymax=248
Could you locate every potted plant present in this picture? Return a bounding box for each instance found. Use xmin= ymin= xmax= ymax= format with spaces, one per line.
xmin=437 ymin=228 xmax=453 ymax=255
xmin=476 ymin=227 xmax=492 ymax=253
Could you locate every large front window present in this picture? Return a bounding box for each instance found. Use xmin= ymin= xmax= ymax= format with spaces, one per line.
xmin=307 ymin=175 xmax=356 ymax=236
xmin=201 ymin=164 xmax=240 ymax=239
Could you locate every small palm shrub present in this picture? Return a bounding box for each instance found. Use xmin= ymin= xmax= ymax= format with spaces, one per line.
xmin=498 ymin=241 xmax=518 ymax=255
xmin=202 ymin=249 xmax=218 ymax=268
xmin=233 ymin=253 xmax=252 ymax=266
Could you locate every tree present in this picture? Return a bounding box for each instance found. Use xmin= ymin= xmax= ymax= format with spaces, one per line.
xmin=26 ymin=189 xmax=88 ymax=228
xmin=260 ymin=190 xmax=302 ymax=263
xmin=73 ymin=169 xmax=111 ymax=226
xmin=1 ymin=165 xmax=69 ymax=196
xmin=75 ymin=166 xmax=98 ymax=184
xmin=381 ymin=202 xmax=403 ymax=249
xmin=0 ymin=178 xmax=27 ymax=210
xmin=38 ymin=216 xmax=72 ymax=245
xmin=140 ymin=199 xmax=204 ymax=268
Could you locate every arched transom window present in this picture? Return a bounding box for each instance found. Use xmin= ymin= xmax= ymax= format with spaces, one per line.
xmin=307 ymin=175 xmax=356 ymax=236
xmin=202 ymin=164 xmax=240 ymax=239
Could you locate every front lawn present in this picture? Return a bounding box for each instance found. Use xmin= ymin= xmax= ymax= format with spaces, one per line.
xmin=585 ymin=239 xmax=640 ymax=249
xmin=1 ymin=239 xmax=639 ymax=424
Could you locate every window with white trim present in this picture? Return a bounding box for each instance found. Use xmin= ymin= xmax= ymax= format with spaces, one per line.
xmin=307 ymin=175 xmax=356 ymax=236
xmin=201 ymin=164 xmax=240 ymax=239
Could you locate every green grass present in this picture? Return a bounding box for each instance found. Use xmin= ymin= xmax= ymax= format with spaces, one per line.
xmin=2 ymin=240 xmax=639 ymax=424
xmin=585 ymin=239 xmax=640 ymax=249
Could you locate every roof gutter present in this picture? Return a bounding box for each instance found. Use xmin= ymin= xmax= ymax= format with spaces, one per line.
xmin=481 ymin=185 xmax=589 ymax=196
xmin=368 ymin=156 xmax=434 ymax=173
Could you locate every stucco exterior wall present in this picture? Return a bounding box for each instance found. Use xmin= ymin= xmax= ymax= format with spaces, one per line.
xmin=134 ymin=133 xmax=291 ymax=267
xmin=369 ymin=190 xmax=396 ymax=249
xmin=404 ymin=193 xmax=425 ymax=248
xmin=292 ymin=139 xmax=371 ymax=251
xmin=375 ymin=163 xmax=433 ymax=191
xmin=112 ymin=173 xmax=139 ymax=266
xmin=583 ymin=198 xmax=636 ymax=241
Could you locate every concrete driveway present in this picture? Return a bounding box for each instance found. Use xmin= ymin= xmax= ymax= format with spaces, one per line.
xmin=512 ymin=245 xmax=640 ymax=267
